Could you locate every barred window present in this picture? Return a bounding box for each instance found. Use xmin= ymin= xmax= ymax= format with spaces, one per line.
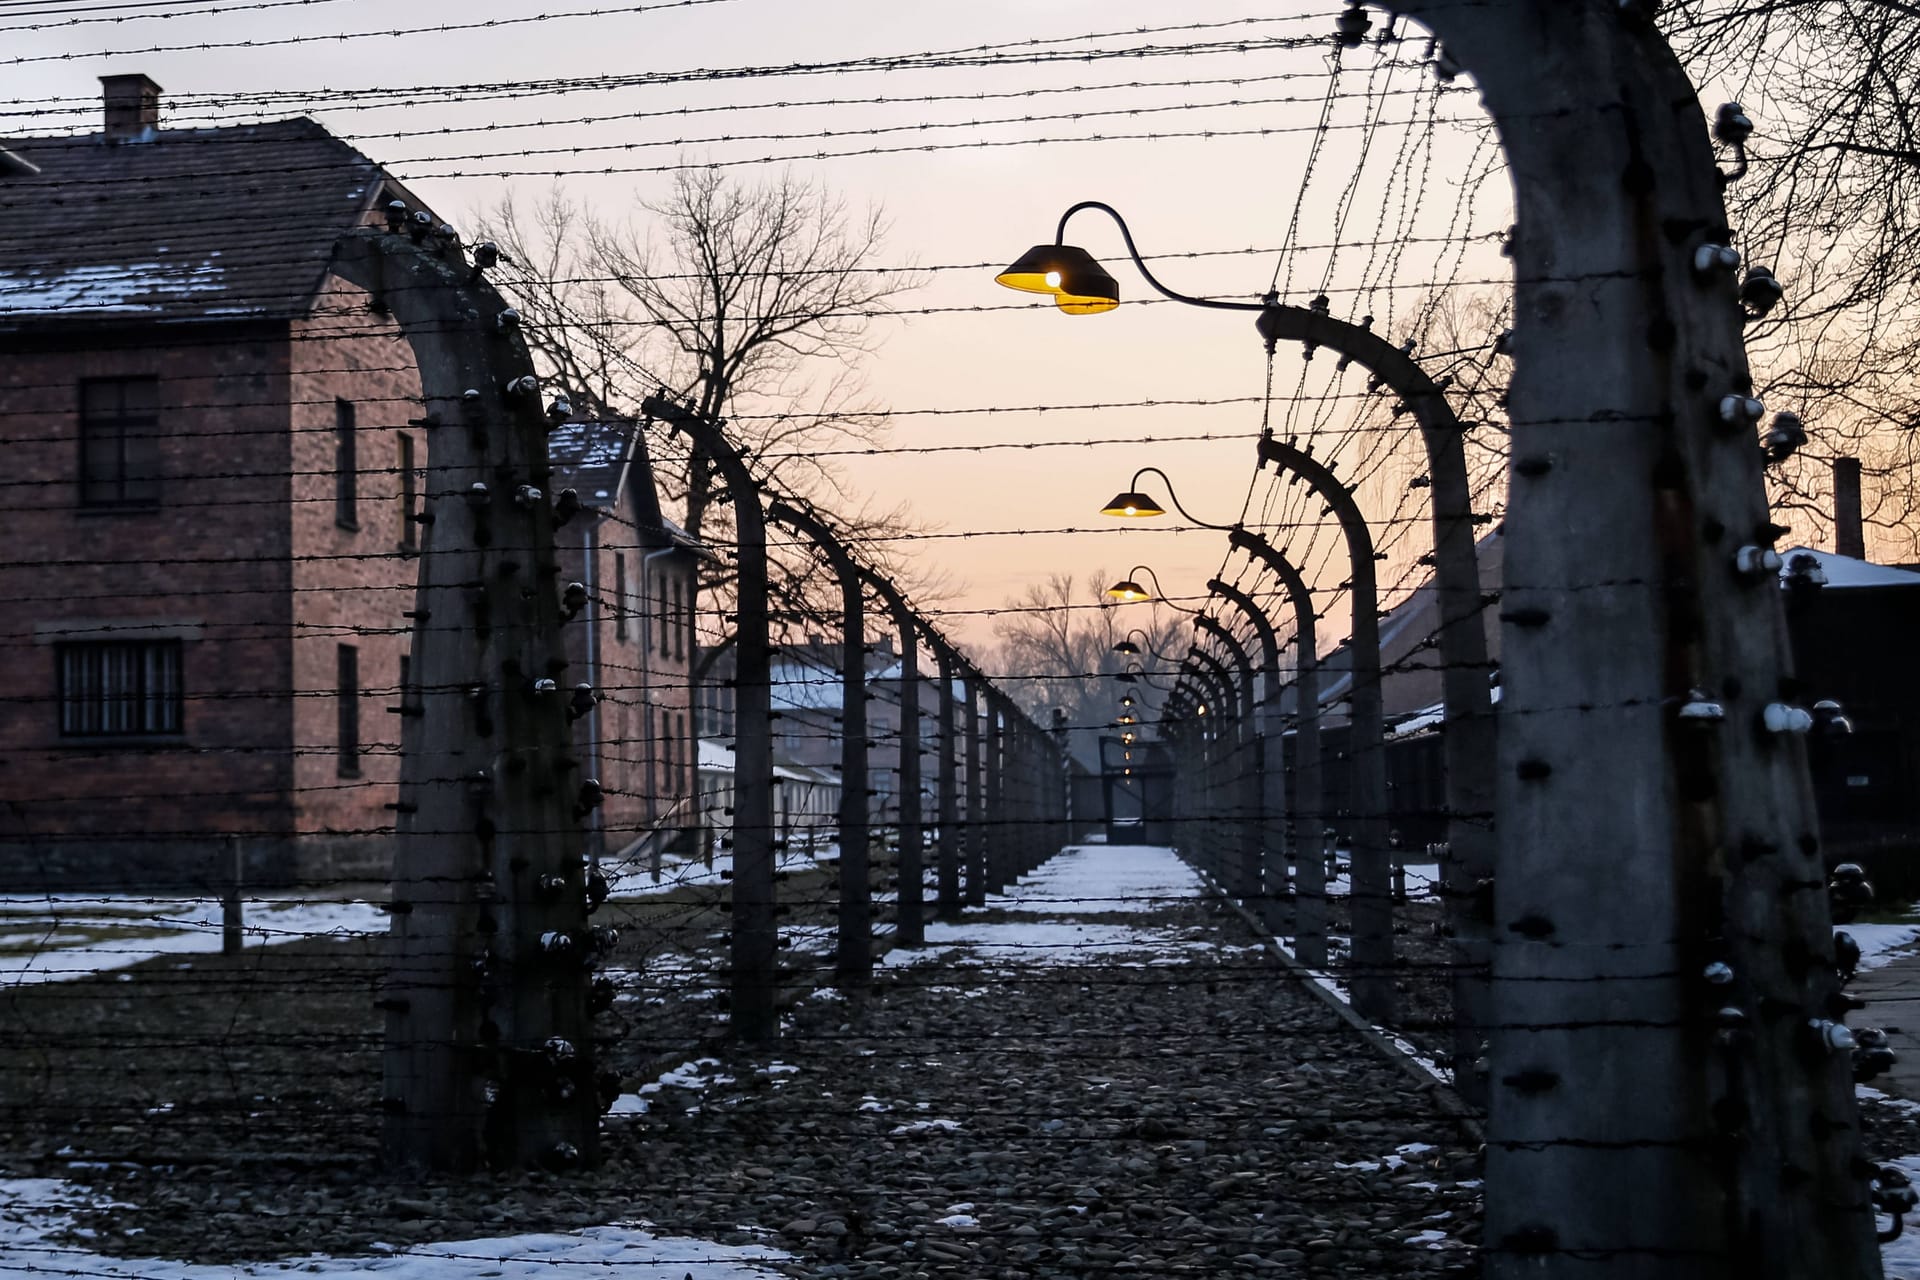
xmin=57 ymin=640 xmax=182 ymax=737
xmin=79 ymin=377 xmax=160 ymax=507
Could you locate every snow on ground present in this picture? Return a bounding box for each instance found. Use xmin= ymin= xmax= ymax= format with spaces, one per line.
xmin=0 ymin=896 xmax=384 ymax=987
xmin=992 ymin=843 xmax=1204 ymax=915
xmin=1323 ymin=859 xmax=1443 ymax=901
xmin=0 ymin=1179 xmax=787 ymax=1280
xmin=1847 ymin=920 xmax=1920 ymax=973
xmin=603 ymin=843 xmax=836 ymax=899
xmin=880 ymin=845 xmax=1253 ymax=970
xmin=1884 ymin=1156 xmax=1920 ymax=1279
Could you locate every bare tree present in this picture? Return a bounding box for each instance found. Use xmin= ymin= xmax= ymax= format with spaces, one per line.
xmin=1665 ymin=0 xmax=1920 ymax=556
xmin=481 ymin=170 xmax=936 ymax=618
xmin=990 ymin=572 xmax=1184 ymax=770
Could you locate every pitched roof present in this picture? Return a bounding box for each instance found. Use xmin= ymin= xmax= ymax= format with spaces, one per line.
xmin=1778 ymin=546 xmax=1920 ymax=590
xmin=548 ymin=418 xmax=635 ymax=508
xmin=0 ymin=118 xmax=400 ymax=328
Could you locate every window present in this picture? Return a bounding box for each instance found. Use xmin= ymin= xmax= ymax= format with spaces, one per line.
xmin=672 ymin=577 xmax=685 ymax=660
xmin=79 ymin=377 xmax=160 ymax=507
xmin=57 ymin=639 xmax=182 ymax=737
xmin=335 ymin=399 xmax=357 ymax=529
xmin=337 ymin=644 xmax=360 ymax=776
xmin=657 ymin=580 xmax=669 ymax=657
xmin=614 ymin=553 xmax=628 ymax=642
xmin=662 ymin=709 xmax=674 ymax=783
xmin=397 ymin=432 xmax=416 ymax=549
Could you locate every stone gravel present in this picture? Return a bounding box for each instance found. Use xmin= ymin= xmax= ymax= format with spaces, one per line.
xmin=3 ymin=847 xmax=1482 ymax=1276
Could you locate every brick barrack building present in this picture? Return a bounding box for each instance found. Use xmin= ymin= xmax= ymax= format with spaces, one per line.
xmin=0 ymin=74 xmax=698 ymax=890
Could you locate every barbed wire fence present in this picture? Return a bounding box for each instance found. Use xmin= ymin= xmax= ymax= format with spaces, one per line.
xmin=0 ymin=3 xmax=1912 ymax=1279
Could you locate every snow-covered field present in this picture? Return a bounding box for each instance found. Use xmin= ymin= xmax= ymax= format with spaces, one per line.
xmin=0 ymin=1178 xmax=787 ymax=1280
xmin=0 ymin=896 xmax=385 ymax=987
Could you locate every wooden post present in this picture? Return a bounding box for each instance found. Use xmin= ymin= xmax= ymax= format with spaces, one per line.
xmin=222 ymin=837 xmax=243 ymax=957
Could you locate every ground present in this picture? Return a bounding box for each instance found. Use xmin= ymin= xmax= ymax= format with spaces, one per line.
xmin=0 ymin=844 xmax=1481 ymax=1278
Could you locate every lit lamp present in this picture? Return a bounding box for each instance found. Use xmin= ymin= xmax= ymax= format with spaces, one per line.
xmin=997 ymin=200 xmax=1274 ymax=328
xmin=1099 ymin=466 xmax=1236 ymax=531
xmin=994 ymin=241 xmax=1120 ymax=315
xmin=1105 ymin=564 xmax=1197 ymax=615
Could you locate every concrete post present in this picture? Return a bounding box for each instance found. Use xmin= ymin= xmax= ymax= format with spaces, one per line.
xmin=1194 ymin=615 xmax=1262 ymax=906
xmin=332 ymin=226 xmax=598 ymax=1171
xmin=1403 ymin=2 xmax=1880 ymax=1274
xmin=767 ymin=500 xmax=870 ymax=988
xmin=640 ymin=394 xmax=777 ymax=1044
xmin=964 ymin=674 xmax=987 ymax=907
xmin=1230 ymin=530 xmax=1326 ymax=969
xmin=1254 ymin=435 xmax=1393 ymax=1021
xmin=934 ymin=646 xmax=961 ymax=916
xmin=1209 ymin=579 xmax=1287 ymax=930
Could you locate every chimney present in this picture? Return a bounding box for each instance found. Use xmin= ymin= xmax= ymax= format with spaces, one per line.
xmin=101 ymin=73 xmax=162 ymax=142
xmin=1833 ymin=455 xmax=1865 ymax=560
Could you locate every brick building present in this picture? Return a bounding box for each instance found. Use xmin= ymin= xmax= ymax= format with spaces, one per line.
xmin=547 ymin=418 xmax=701 ymax=864
xmin=0 ymin=76 xmax=697 ymax=890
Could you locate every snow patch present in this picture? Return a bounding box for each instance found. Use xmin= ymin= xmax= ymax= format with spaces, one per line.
xmin=0 ymin=1178 xmax=786 ymax=1279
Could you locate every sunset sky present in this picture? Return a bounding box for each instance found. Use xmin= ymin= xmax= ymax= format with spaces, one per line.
xmin=7 ymin=0 xmax=1512 ymax=654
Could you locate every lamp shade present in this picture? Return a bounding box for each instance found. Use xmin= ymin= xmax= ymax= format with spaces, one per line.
xmin=1100 ymin=490 xmax=1166 ymax=518
xmin=1113 ymin=640 xmax=1141 ymax=655
xmin=994 ymin=243 xmax=1120 ymax=314
xmin=1106 ymin=578 xmax=1151 ymax=603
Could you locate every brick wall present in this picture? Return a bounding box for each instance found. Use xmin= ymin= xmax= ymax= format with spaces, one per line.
xmin=557 ymin=515 xmax=698 ymax=859
xmin=286 ymin=277 xmax=425 ymax=885
xmin=0 ymin=325 xmax=299 ymax=890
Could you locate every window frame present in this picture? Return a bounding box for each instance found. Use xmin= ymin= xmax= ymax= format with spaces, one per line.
xmin=614 ymin=552 xmax=629 ymax=642
xmin=397 ymin=431 xmax=416 ymax=550
xmin=77 ymin=376 xmax=161 ymax=509
xmin=337 ymin=642 xmax=361 ymax=777
xmin=335 ymin=398 xmax=358 ymax=531
xmin=55 ymin=638 xmax=184 ymax=740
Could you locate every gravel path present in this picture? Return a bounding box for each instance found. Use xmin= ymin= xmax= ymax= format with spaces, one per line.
xmin=2 ymin=843 xmax=1481 ymax=1277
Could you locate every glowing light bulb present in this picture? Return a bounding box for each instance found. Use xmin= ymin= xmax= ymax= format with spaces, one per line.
xmin=1045 ymin=270 xmax=1063 ymax=289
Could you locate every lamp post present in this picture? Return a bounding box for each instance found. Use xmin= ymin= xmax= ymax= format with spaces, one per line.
xmin=1100 ymin=470 xmax=1337 ymax=975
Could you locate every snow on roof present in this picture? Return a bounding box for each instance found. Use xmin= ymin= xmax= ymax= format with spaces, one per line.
xmin=1778 ymin=546 xmax=1920 ymax=589
xmin=0 ymin=118 xmax=395 ymax=326
xmin=546 ymin=419 xmax=632 ymax=506
xmin=695 ymin=737 xmax=842 ymax=785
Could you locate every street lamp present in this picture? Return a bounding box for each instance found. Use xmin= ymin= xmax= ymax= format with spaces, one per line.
xmin=996 ymin=200 xmax=1273 ymax=331
xmin=1002 ymin=199 xmax=1492 ymax=1035
xmin=1100 ymin=466 xmax=1236 ymax=530
xmin=1105 ymin=564 xmax=1198 ymax=613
